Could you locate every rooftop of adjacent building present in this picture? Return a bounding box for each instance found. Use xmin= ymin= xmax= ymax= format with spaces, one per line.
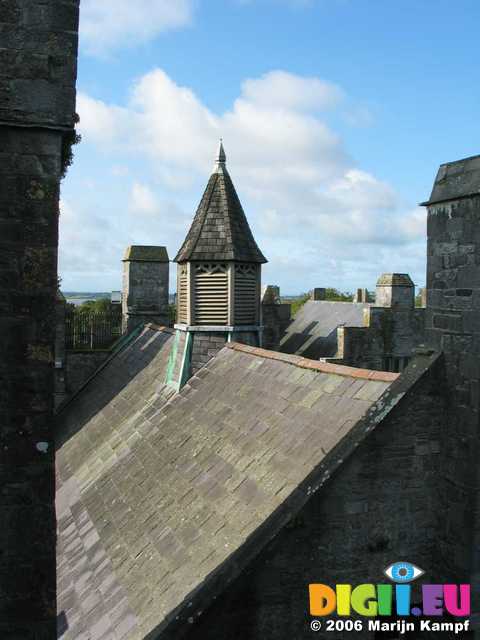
xmin=422 ymin=153 xmax=480 ymax=205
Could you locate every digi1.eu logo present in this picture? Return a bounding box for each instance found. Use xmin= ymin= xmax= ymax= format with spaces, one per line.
xmin=308 ymin=561 xmax=471 ymax=635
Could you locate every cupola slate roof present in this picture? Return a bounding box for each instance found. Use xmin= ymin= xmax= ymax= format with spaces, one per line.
xmin=174 ymin=142 xmax=267 ymax=264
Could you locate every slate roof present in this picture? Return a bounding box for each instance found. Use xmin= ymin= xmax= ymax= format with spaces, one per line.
xmin=422 ymin=153 xmax=480 ymax=205
xmin=123 ymin=246 xmax=169 ymax=262
xmin=280 ymin=300 xmax=370 ymax=359
xmin=174 ymin=143 xmax=267 ymax=263
xmin=56 ymin=326 xmax=176 ymax=640
xmin=55 ymin=324 xmax=407 ymax=640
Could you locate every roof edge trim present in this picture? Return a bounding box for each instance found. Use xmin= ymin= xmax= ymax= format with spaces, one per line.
xmin=226 ymin=342 xmax=399 ymax=381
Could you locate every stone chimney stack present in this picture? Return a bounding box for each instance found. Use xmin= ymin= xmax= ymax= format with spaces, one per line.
xmin=354 ymin=288 xmax=369 ymax=303
xmin=311 ymin=288 xmax=326 ymax=301
xmin=423 ymin=154 xmax=480 ymax=600
xmin=261 ymin=285 xmax=291 ymax=350
xmin=420 ymin=287 xmax=427 ymax=308
xmin=375 ymin=273 xmax=414 ymax=309
xmin=122 ymin=246 xmax=169 ymax=332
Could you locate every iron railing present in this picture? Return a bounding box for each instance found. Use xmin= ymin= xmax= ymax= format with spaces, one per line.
xmin=65 ymin=310 xmax=122 ymax=350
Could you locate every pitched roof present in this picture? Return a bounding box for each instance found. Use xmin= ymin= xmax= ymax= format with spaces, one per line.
xmin=174 ymin=143 xmax=267 ymax=263
xmin=56 ymin=326 xmax=176 ymax=640
xmin=422 ymin=153 xmax=480 ymax=205
xmin=280 ymin=300 xmax=370 ymax=359
xmin=56 ymin=326 xmax=413 ymax=640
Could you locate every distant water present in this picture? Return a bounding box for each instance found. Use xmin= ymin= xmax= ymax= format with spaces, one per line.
xmin=66 ymin=298 xmax=96 ymax=306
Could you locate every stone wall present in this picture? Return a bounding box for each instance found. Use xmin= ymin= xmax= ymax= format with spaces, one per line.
xmin=54 ymin=294 xmax=67 ymax=408
xmin=182 ymin=359 xmax=448 ymax=640
xmin=262 ymin=303 xmax=291 ymax=351
xmin=339 ymin=307 xmax=425 ymax=372
xmin=65 ymin=350 xmax=111 ymax=397
xmin=0 ymin=1 xmax=80 ymax=635
xmin=190 ymin=333 xmax=228 ymax=374
xmin=426 ymin=194 xmax=480 ymax=599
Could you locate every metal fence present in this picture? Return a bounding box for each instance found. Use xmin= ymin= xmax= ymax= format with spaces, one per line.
xmin=65 ymin=310 xmax=122 ymax=350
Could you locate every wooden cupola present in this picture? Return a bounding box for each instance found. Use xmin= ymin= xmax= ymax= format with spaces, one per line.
xmin=174 ymin=141 xmax=267 ymax=327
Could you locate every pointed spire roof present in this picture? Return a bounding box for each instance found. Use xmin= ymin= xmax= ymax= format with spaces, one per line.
xmin=175 ymin=142 xmax=267 ymax=264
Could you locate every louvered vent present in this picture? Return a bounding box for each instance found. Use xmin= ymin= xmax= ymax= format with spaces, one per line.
xmin=234 ymin=263 xmax=257 ymax=325
xmin=177 ymin=264 xmax=188 ymax=324
xmin=194 ymin=263 xmax=228 ymax=325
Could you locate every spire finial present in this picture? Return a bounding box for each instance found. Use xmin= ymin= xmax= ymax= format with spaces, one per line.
xmin=214 ymin=139 xmax=226 ymax=171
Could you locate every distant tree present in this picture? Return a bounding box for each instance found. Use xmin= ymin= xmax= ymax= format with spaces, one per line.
xmin=290 ymin=293 xmax=310 ymax=317
xmin=76 ymin=298 xmax=115 ymax=314
xmin=325 ymin=288 xmax=353 ymax=302
xmin=415 ymin=293 xmax=423 ymax=307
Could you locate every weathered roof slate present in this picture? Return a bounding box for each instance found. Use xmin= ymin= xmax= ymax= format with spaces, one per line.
xmin=123 ymin=246 xmax=169 ymax=262
xmin=174 ymin=146 xmax=266 ymax=263
xmin=56 ymin=326 xmax=176 ymax=640
xmin=56 ymin=327 xmax=405 ymax=640
xmin=280 ymin=300 xmax=370 ymax=359
xmin=422 ymin=153 xmax=480 ymax=205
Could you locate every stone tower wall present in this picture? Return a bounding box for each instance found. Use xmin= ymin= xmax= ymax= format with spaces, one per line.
xmin=426 ymin=194 xmax=480 ymax=593
xmin=0 ymin=0 xmax=80 ymax=635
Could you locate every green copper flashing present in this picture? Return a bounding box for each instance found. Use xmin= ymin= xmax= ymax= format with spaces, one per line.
xmin=179 ymin=331 xmax=193 ymax=390
xmin=165 ymin=330 xmax=180 ymax=389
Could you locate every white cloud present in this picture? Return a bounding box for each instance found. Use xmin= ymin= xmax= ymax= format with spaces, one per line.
xmin=67 ymin=68 xmax=426 ymax=293
xmin=80 ymin=0 xmax=194 ymax=56
xmin=129 ymin=182 xmax=159 ymax=215
xmin=76 ymin=94 xmax=130 ymax=144
xmin=241 ymin=71 xmax=344 ymax=111
xmin=111 ymin=165 xmax=130 ymax=177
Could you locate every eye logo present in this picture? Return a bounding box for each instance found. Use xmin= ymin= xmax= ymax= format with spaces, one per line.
xmin=384 ymin=561 xmax=424 ymax=583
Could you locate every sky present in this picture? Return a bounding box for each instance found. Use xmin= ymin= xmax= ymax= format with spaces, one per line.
xmin=59 ymin=0 xmax=480 ymax=295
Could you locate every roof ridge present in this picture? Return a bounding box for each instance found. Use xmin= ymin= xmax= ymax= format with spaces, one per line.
xmin=225 ymin=342 xmax=399 ymax=381
xmin=189 ymin=172 xmax=220 ymax=259
xmin=145 ymin=323 xmax=176 ymax=334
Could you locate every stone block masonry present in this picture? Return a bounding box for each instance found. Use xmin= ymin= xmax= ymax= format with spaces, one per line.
xmin=190 ymin=333 xmax=228 ymax=374
xmin=0 ymin=126 xmax=63 ymax=636
xmin=0 ymin=1 xmax=80 ymax=636
xmin=65 ymin=350 xmax=111 ymax=397
xmin=423 ymin=155 xmax=480 ymax=622
xmin=426 ymin=196 xmax=480 ymax=584
xmin=122 ymin=245 xmax=170 ymax=333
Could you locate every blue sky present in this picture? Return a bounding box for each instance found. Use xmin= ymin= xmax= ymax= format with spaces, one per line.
xmin=60 ymin=0 xmax=480 ymax=294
